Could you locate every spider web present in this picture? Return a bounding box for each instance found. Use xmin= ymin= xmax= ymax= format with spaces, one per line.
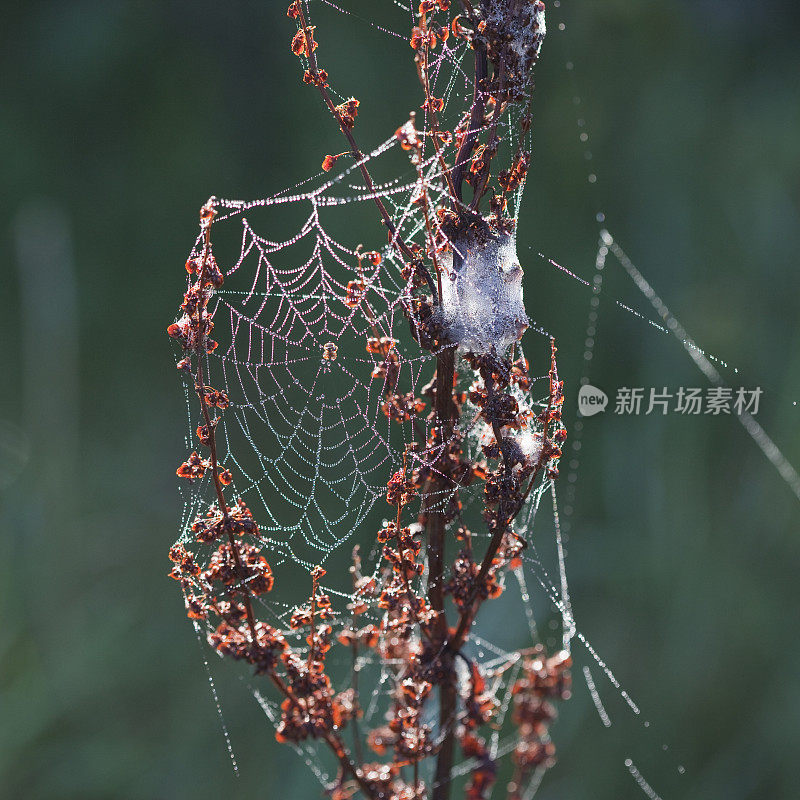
xmin=174 ymin=0 xmax=539 ymax=574
xmin=171 ymin=2 xmax=800 ymax=798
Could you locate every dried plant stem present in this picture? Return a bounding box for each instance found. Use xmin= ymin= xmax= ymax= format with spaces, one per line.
xmin=432 ymin=373 xmax=512 ymax=800
xmin=397 ymin=452 xmax=424 ymax=633
xmin=350 ymin=636 xmax=365 ymax=766
xmin=450 ymin=340 xmax=558 ymax=654
xmin=193 ymin=225 xmax=261 ymax=641
xmin=295 ymin=4 xmax=437 ymax=299
xmin=194 ymin=233 xmax=229 ymax=519
xmin=448 ymin=397 xmax=510 ymax=654
xmin=451 ymin=40 xmax=487 ymax=206
xmin=167 ymin=8 xmax=567 ymax=800
xmin=192 ymin=215 xmax=377 ymax=800
xmin=469 ymin=63 xmax=505 ymax=212
xmin=432 ymin=656 xmax=457 ymax=800
xmin=430 ymin=344 xmax=457 ymax=800
xmin=268 ymin=671 xmax=377 ymax=800
xmin=428 ymin=346 xmax=457 ymax=641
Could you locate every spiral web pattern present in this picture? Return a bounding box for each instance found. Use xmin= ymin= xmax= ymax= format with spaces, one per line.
xmin=171 ymin=2 xmax=800 ymax=797
xmin=170 ymin=3 xmax=578 ymax=792
xmin=175 ymin=0 xmax=541 ymax=571
xmin=173 ymin=138 xmax=569 ymax=790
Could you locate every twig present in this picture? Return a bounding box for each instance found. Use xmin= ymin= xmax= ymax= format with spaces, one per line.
xmin=451 ymin=38 xmax=488 ymax=206
xmin=294 ymin=3 xmax=438 ymax=300
xmin=429 ymin=343 xmax=458 ymax=800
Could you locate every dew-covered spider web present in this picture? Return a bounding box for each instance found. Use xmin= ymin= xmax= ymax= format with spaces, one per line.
xmin=171 ymin=2 xmax=800 ymax=798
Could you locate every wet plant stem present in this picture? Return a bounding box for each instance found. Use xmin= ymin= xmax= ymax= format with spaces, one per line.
xmin=430 ymin=344 xmax=457 ymax=800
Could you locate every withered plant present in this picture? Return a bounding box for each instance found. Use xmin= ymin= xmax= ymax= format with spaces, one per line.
xmin=168 ymin=3 xmax=572 ymax=799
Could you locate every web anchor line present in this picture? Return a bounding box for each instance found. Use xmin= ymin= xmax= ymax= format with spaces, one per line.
xmin=601 ymin=228 xmax=800 ymax=503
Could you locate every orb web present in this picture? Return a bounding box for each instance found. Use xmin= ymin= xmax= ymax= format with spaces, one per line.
xmin=169 ymin=2 xmax=799 ymax=798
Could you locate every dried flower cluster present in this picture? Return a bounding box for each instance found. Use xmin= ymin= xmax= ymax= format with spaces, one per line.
xmin=169 ymin=3 xmax=571 ymax=799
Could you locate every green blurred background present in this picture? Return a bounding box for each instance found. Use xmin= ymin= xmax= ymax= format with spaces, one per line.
xmin=2 ymin=1 xmax=799 ymax=798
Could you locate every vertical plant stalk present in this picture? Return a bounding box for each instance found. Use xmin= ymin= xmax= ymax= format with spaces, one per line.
xmin=449 ymin=340 xmax=558 ymax=654
xmin=288 ymin=14 xmax=468 ymax=788
xmin=430 ymin=344 xmax=457 ymax=800
xmin=192 ymin=215 xmax=261 ymax=640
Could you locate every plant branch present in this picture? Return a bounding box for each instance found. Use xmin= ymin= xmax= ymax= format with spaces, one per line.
xmin=451 ymin=38 xmax=488 ymax=207
xmin=429 ymin=343 xmax=458 ymax=800
xmin=268 ymin=671 xmax=378 ymax=800
xmin=294 ymin=4 xmax=437 ymax=301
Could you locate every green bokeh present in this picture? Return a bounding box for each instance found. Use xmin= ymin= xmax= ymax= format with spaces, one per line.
xmin=1 ymin=2 xmax=799 ymax=798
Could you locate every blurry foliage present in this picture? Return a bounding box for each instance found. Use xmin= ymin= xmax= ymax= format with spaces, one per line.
xmin=1 ymin=1 xmax=799 ymax=798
